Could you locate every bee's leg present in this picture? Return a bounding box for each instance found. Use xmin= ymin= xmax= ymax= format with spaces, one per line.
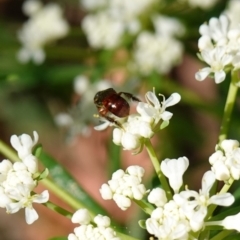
xmin=118 ymin=92 xmax=141 ymax=102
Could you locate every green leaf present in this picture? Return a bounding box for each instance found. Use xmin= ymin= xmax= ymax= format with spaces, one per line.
xmin=37 ymin=168 xmax=49 ymax=181
xmin=196 ymin=52 xmax=203 ymax=61
xmin=38 ymin=150 xmax=107 ymax=216
xmin=223 ymin=232 xmax=240 ymax=240
xmin=209 ymin=206 xmax=240 ymax=221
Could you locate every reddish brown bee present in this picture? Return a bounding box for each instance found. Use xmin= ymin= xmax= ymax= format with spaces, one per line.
xmin=94 ymin=88 xmax=140 ymax=126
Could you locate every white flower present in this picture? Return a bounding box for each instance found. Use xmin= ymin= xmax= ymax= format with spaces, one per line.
xmin=126 ymin=165 xmax=145 ymax=179
xmin=99 ymin=166 xmax=146 ymax=210
xmin=95 ymin=117 xmax=114 ymax=131
xmin=195 ymin=14 xmax=240 ymax=82
xmin=6 ymin=187 xmax=49 ymax=224
xmin=108 ymin=0 xmax=156 ymax=22
xmin=3 ymin=163 xmax=36 ymax=190
xmin=99 ymin=184 xmax=113 ymax=200
xmin=21 ymin=154 xmax=38 ymax=174
xmin=221 ymin=212 xmax=240 ymax=231
xmin=10 ymin=131 xmax=39 ymax=160
xmin=82 ymin=12 xmax=124 ymax=49
xmin=174 ymin=171 xmax=234 ymax=231
xmin=0 ymin=160 xmax=13 ymax=182
xmin=17 ymin=2 xmax=69 ymax=64
xmin=71 ymin=209 xmax=91 ymax=225
xmin=209 ymin=139 xmax=240 ymax=181
xmin=161 ymin=157 xmax=189 ymax=193
xmin=17 ymin=47 xmax=45 ymax=64
xmin=73 ymin=75 xmax=89 ymax=96
xmin=137 ymin=90 xmax=181 ymax=125
xmin=137 ymin=90 xmax=180 ymax=138
xmin=113 ymin=194 xmax=132 ymax=210
xmin=146 ymin=200 xmax=190 ymax=239
xmin=148 ymin=188 xmax=167 ymax=207
xmin=55 ymin=113 xmax=74 ymax=127
xmin=195 ymin=47 xmax=233 ymax=84
xmin=119 ymin=132 xmax=142 ymax=151
xmin=224 ymin=0 xmax=240 ymax=29
xmin=80 ymin=0 xmax=107 ymax=11
xmin=94 ymin=214 xmax=111 ymax=227
xmin=68 ymin=210 xmax=120 ymax=240
xmin=0 ymin=186 xmax=13 ymax=208
xmin=95 ymin=89 xmax=180 ymax=153
xmin=57 ymin=76 xmax=113 ymax=138
xmin=112 ymin=115 xmax=153 ymax=153
xmin=209 ymin=151 xmax=231 ymax=181
xmin=133 ymin=31 xmax=184 ymax=75
xmin=221 ymin=139 xmax=239 ymax=153
xmin=199 ymin=15 xmax=229 ymax=47
xmin=0 ymin=132 xmax=49 ymax=225
xmin=22 ymin=0 xmax=42 ymax=16
xmin=152 ymin=14 xmax=185 ymax=38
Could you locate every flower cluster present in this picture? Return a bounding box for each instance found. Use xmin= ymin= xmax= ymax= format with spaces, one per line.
xmin=81 ymin=0 xmax=156 ymax=49
xmin=68 ymin=209 xmax=120 ymax=240
xmin=146 ymin=167 xmax=235 ymax=239
xmin=99 ymin=166 xmax=146 ymax=210
xmin=99 ymin=157 xmax=239 ymax=239
xmin=95 ymin=89 xmax=181 ymax=154
xmin=195 ymin=2 xmax=240 ymax=84
xmin=55 ymin=75 xmax=113 ymax=139
xmin=0 ymin=131 xmax=49 ymax=224
xmin=147 ymin=194 xmax=191 ymax=239
xmin=209 ymin=139 xmax=240 ymax=181
xmin=132 ymin=15 xmax=185 ymax=75
xmin=17 ymin=0 xmax=69 ymax=64
xmin=80 ymin=0 xmax=186 ymax=75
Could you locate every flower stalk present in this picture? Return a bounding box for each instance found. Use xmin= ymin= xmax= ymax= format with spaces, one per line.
xmin=218 ymin=70 xmax=239 ymax=144
xmin=144 ymin=139 xmax=172 ymax=200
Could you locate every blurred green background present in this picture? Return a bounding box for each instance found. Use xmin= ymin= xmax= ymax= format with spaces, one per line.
xmin=1 ymin=0 xmax=240 ymax=239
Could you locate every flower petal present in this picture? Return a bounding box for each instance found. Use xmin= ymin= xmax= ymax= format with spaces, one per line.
xmin=33 ymin=190 xmax=49 ymax=203
xmin=222 ymin=213 xmax=240 ymax=231
xmin=25 ymin=206 xmax=39 ymax=224
xmin=146 ymin=91 xmax=160 ymax=108
xmin=195 ymin=67 xmax=211 ymax=81
xmin=94 ymin=121 xmax=110 ymax=131
xmin=201 ymin=171 xmax=215 ymax=195
xmin=214 ymin=70 xmax=226 ymax=84
xmin=209 ymin=193 xmax=234 ymax=206
xmin=72 ymin=209 xmax=91 ymax=224
xmin=164 ymin=93 xmax=181 ymax=107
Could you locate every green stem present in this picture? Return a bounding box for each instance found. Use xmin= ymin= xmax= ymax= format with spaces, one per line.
xmin=116 ymin=232 xmax=140 ymax=240
xmin=43 ymin=201 xmax=73 ymax=219
xmin=144 ymin=139 xmax=172 ymax=200
xmin=133 ymin=199 xmax=154 ymax=215
xmin=41 ymin=178 xmax=95 ymax=218
xmin=0 ymin=140 xmax=20 ymax=162
xmin=207 ymin=178 xmax=234 ymax=218
xmin=219 ymin=177 xmax=234 ymax=194
xmin=218 ymin=70 xmax=239 ymax=144
xmin=208 ymin=71 xmax=239 ymax=218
